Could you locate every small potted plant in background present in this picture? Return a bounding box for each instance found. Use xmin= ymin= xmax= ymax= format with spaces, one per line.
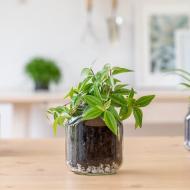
xmin=48 ymin=64 xmax=155 ymax=175
xmin=172 ymin=69 xmax=190 ymax=150
xmin=25 ymin=57 xmax=62 ymax=91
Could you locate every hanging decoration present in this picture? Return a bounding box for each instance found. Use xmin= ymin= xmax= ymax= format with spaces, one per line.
xmin=107 ymin=0 xmax=123 ymax=43
xmin=81 ymin=0 xmax=99 ymax=44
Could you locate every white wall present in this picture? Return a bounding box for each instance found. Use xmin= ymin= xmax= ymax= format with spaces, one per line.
xmin=0 ymin=0 xmax=134 ymax=91
xmin=0 ymin=0 xmax=136 ymax=138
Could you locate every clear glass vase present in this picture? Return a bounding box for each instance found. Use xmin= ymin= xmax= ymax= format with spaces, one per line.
xmin=65 ymin=117 xmax=123 ymax=175
xmin=184 ymin=107 xmax=190 ymax=150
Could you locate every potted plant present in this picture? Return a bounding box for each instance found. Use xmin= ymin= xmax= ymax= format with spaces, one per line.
xmin=25 ymin=57 xmax=62 ymax=91
xmin=172 ymin=69 xmax=190 ymax=150
xmin=48 ymin=64 xmax=155 ymax=175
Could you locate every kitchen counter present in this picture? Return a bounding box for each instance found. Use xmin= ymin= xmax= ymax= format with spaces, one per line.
xmin=0 ymin=137 xmax=189 ymax=189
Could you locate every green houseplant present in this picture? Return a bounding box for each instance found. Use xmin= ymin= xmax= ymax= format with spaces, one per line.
xmin=25 ymin=57 xmax=61 ymax=91
xmin=48 ymin=64 xmax=155 ymax=175
xmin=172 ymin=69 xmax=190 ymax=88
xmin=172 ymin=69 xmax=190 ymax=150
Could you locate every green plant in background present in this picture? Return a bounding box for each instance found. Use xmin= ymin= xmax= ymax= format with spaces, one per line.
xmin=25 ymin=57 xmax=62 ymax=90
xmin=172 ymin=69 xmax=190 ymax=88
xmin=48 ymin=64 xmax=155 ymax=135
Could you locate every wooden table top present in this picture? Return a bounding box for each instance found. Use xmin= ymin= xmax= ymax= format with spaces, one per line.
xmin=0 ymin=137 xmax=190 ymax=190
xmin=0 ymin=90 xmax=189 ymax=104
xmin=0 ymin=91 xmax=66 ymax=104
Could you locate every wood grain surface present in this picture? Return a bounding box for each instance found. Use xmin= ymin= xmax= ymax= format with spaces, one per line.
xmin=0 ymin=137 xmax=189 ymax=190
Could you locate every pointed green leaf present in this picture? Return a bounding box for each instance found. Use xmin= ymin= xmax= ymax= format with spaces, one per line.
xmin=112 ymin=67 xmax=133 ymax=75
xmin=136 ymin=95 xmax=155 ymax=107
xmin=109 ymin=106 xmax=120 ymax=121
xmin=104 ymin=100 xmax=111 ymax=110
xmin=114 ymin=84 xmax=128 ymax=90
xmin=81 ymin=68 xmax=93 ymax=76
xmin=72 ymin=95 xmax=83 ymax=108
xmin=64 ymin=87 xmax=74 ymax=99
xmin=170 ymin=69 xmax=190 ymax=82
xmin=110 ymin=94 xmax=127 ymax=106
xmin=53 ymin=117 xmax=59 ymax=136
xmin=82 ymin=107 xmax=103 ymax=120
xmin=95 ymin=105 xmax=105 ymax=111
xmin=83 ymin=83 xmax=93 ymax=92
xmin=129 ymin=88 xmax=135 ymax=98
xmin=114 ymin=88 xmax=130 ymax=95
xmin=113 ymin=78 xmax=121 ymax=83
xmin=83 ymin=95 xmax=103 ymax=106
xmin=103 ymin=63 xmax=111 ymax=70
xmin=57 ymin=116 xmax=65 ymax=126
xmin=79 ymin=76 xmax=92 ymax=91
xmin=172 ymin=68 xmax=190 ymax=76
xmin=180 ymin=82 xmax=190 ymax=88
xmin=103 ymin=110 xmax=118 ymax=135
xmin=133 ymin=107 xmax=143 ymax=128
xmin=119 ymin=106 xmax=132 ymax=120
xmin=110 ymin=76 xmax=115 ymax=88
xmin=94 ymin=84 xmax=102 ymax=100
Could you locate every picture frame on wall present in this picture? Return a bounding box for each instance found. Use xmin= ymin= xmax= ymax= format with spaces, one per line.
xmin=134 ymin=0 xmax=190 ymax=89
xmin=176 ymin=30 xmax=190 ymax=72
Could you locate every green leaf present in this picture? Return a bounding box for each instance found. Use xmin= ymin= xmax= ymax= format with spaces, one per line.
xmin=172 ymin=68 xmax=190 ymax=76
xmin=114 ymin=88 xmax=130 ymax=95
xmin=112 ymin=67 xmax=133 ymax=75
xmin=169 ymin=69 xmax=190 ymax=82
xmin=110 ymin=94 xmax=127 ymax=106
xmin=81 ymin=68 xmax=93 ymax=76
xmin=129 ymin=88 xmax=135 ymax=98
xmin=95 ymin=105 xmax=105 ymax=111
xmin=100 ymin=71 xmax=109 ymax=82
xmin=109 ymin=106 xmax=120 ymax=121
xmin=136 ymin=95 xmax=155 ymax=107
xmin=61 ymin=112 xmax=71 ymax=119
xmin=50 ymin=106 xmax=69 ymax=115
xmin=78 ymin=76 xmax=92 ymax=92
xmin=110 ymin=76 xmax=115 ymax=88
xmin=82 ymin=107 xmax=103 ymax=120
xmin=94 ymin=83 xmax=102 ymax=100
xmin=64 ymin=87 xmax=74 ymax=99
xmin=53 ymin=117 xmax=59 ymax=136
xmin=113 ymin=78 xmax=121 ymax=83
xmin=57 ymin=116 xmax=65 ymax=126
xmin=119 ymin=106 xmax=132 ymax=120
xmin=72 ymin=95 xmax=82 ymax=108
xmin=83 ymin=95 xmax=103 ymax=106
xmin=114 ymin=84 xmax=128 ymax=90
xmin=133 ymin=107 xmax=143 ymax=128
xmin=103 ymin=110 xmax=118 ymax=135
xmin=104 ymin=100 xmax=111 ymax=110
xmin=114 ymin=84 xmax=130 ymax=94
xmin=103 ymin=63 xmax=111 ymax=70
xmin=83 ymin=83 xmax=93 ymax=92
xmin=53 ymin=112 xmax=58 ymax=120
xmin=180 ymin=82 xmax=190 ymax=88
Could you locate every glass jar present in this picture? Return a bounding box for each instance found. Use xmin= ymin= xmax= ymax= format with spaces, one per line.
xmin=185 ymin=107 xmax=190 ymax=150
xmin=65 ymin=117 xmax=123 ymax=175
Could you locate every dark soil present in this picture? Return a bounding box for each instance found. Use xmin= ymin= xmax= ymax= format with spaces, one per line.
xmin=65 ymin=118 xmax=123 ymax=170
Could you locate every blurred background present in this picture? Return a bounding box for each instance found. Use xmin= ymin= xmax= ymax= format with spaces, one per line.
xmin=0 ymin=0 xmax=189 ymax=138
